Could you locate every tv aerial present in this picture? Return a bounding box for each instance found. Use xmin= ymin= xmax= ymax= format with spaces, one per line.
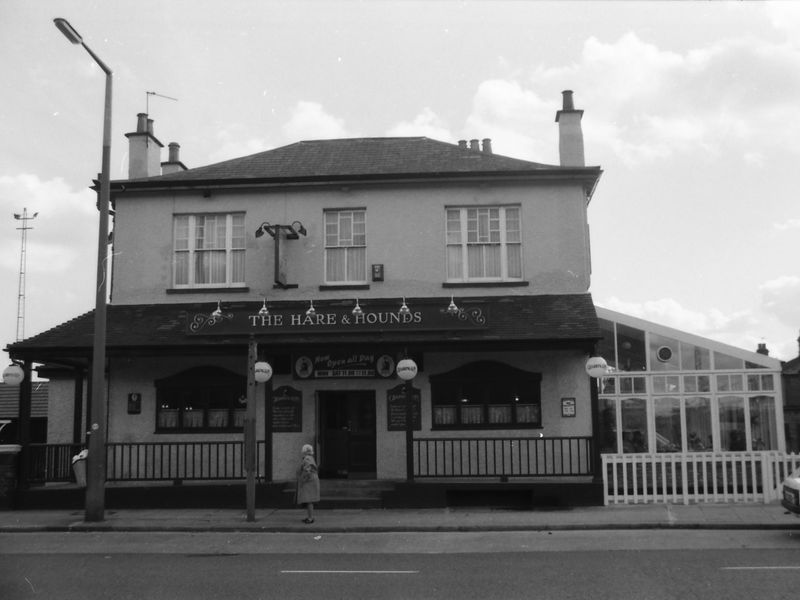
xmin=145 ymin=91 xmax=178 ymax=114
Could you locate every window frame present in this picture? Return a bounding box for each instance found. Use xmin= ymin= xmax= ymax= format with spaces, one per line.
xmin=445 ymin=206 xmax=523 ymax=283
xmin=324 ymin=208 xmax=367 ymax=285
xmin=172 ymin=213 xmax=246 ymax=289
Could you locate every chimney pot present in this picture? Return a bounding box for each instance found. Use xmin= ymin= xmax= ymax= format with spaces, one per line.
xmin=482 ymin=138 xmax=493 ymax=155
xmin=757 ymin=342 xmax=769 ymax=356
xmin=125 ymin=113 xmax=164 ymax=178
xmin=555 ymin=90 xmax=585 ymax=167
xmin=562 ymin=90 xmax=575 ymax=111
xmin=458 ymin=140 xmax=467 ymax=149
xmin=470 ymin=139 xmax=480 ymax=152
xmin=168 ymin=142 xmax=180 ymax=163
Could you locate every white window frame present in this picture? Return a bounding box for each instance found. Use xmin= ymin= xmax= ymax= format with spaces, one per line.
xmin=324 ymin=209 xmax=367 ymax=284
xmin=445 ymin=206 xmax=522 ymax=282
xmin=172 ymin=213 xmax=246 ymax=288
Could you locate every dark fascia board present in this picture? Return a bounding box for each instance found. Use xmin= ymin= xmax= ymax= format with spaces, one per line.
xmin=109 ymin=167 xmax=603 ymax=195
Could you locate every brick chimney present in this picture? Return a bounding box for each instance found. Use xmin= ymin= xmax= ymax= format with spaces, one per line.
xmin=555 ymin=90 xmax=585 ymax=167
xmin=161 ymin=142 xmax=187 ymax=175
xmin=756 ymin=342 xmax=769 ymax=356
xmin=125 ymin=113 xmax=164 ymax=178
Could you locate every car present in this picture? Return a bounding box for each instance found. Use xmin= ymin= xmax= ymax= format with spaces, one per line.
xmin=782 ymin=467 xmax=800 ymax=515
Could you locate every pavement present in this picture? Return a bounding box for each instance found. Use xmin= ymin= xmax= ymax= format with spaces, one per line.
xmin=0 ymin=501 xmax=798 ymax=533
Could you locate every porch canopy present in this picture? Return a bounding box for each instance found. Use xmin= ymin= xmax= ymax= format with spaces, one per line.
xmin=5 ymin=294 xmax=601 ymax=366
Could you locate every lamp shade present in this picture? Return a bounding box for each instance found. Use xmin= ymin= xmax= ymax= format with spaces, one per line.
xmin=585 ymin=356 xmax=608 ymax=378
xmin=396 ymin=358 xmax=418 ymax=381
xmin=2 ymin=364 xmax=24 ymax=386
xmin=254 ymin=361 xmax=273 ymax=383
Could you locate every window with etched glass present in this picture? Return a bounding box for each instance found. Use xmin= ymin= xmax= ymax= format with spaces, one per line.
xmin=446 ymin=206 xmax=521 ymax=281
xmin=155 ymin=367 xmax=247 ymax=433
xmin=430 ymin=361 xmax=541 ymax=429
xmin=324 ymin=209 xmax=366 ymax=284
xmin=173 ymin=213 xmax=245 ymax=287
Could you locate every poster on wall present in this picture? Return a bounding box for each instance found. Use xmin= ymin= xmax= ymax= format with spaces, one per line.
xmin=386 ymin=384 xmax=421 ymax=431
xmin=271 ymin=385 xmax=302 ymax=432
xmin=293 ymin=352 xmax=396 ymax=379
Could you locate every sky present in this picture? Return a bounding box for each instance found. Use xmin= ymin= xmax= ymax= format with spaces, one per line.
xmin=1 ymin=0 xmax=799 ymax=366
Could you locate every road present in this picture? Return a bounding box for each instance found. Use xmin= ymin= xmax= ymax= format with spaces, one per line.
xmin=2 ymin=529 xmax=799 ymax=599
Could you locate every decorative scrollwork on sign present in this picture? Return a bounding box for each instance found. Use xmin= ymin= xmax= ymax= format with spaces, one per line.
xmin=448 ymin=306 xmax=486 ymax=326
xmin=189 ymin=312 xmax=233 ymax=333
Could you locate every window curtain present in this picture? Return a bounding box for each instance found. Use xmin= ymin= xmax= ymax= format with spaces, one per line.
xmin=749 ymin=395 xmax=777 ymax=450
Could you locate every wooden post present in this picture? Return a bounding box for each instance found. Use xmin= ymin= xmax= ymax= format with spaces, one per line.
xmin=245 ymin=338 xmax=257 ymax=521
xmin=405 ymin=380 xmax=414 ymax=482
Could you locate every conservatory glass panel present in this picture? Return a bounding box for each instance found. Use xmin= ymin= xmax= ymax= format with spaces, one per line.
xmin=718 ymin=395 xmax=746 ymax=451
xmin=749 ymin=395 xmax=777 ymax=450
xmin=654 ymin=397 xmax=681 ymax=452
xmin=686 ymin=396 xmax=713 ymax=452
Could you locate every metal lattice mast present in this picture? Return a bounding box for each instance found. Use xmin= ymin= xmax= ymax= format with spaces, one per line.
xmin=13 ymin=208 xmax=38 ymax=341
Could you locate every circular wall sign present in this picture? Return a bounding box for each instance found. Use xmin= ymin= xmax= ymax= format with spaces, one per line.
xmin=396 ymin=358 xmax=418 ymax=381
xmin=585 ymin=356 xmax=608 ymax=378
xmin=254 ymin=361 xmax=273 ymax=383
xmin=2 ymin=364 xmax=24 ymax=386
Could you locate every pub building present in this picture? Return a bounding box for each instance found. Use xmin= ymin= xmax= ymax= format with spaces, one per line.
xmin=6 ymin=91 xmax=608 ymax=507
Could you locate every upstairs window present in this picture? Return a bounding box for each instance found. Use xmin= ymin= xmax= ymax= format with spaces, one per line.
xmin=173 ymin=214 xmax=245 ymax=287
xmin=446 ymin=206 xmax=522 ymax=282
xmin=325 ymin=209 xmax=366 ymax=284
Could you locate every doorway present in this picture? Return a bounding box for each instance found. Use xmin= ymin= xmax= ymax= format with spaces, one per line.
xmin=317 ymin=390 xmax=376 ymax=478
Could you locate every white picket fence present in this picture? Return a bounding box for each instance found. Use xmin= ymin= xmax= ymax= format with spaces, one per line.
xmin=602 ymin=452 xmax=800 ymax=505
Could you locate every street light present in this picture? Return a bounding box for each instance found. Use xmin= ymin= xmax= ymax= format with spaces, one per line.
xmin=54 ymin=17 xmax=113 ymax=523
xmin=246 ymin=345 xmax=272 ymax=522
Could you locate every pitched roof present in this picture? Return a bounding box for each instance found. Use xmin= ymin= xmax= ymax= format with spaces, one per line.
xmin=121 ymin=137 xmax=598 ymax=186
xmin=5 ymin=295 xmax=600 ymax=362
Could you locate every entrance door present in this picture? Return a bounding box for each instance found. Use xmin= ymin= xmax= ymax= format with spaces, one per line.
xmin=318 ymin=391 xmax=376 ymax=478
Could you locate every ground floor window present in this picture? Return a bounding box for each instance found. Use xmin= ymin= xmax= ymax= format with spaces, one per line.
xmin=155 ymin=366 xmax=247 ymax=433
xmin=430 ymin=361 xmax=541 ymax=429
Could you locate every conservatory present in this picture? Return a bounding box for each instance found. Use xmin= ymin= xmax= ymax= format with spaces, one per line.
xmin=595 ymin=307 xmax=785 ymax=455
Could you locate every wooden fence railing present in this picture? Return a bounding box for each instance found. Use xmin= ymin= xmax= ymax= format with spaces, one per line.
xmin=414 ymin=436 xmax=594 ymax=478
xmin=602 ymin=452 xmax=800 ymax=505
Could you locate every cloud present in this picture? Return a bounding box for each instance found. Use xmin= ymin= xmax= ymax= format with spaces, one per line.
xmin=598 ymin=294 xmax=797 ymax=361
xmin=282 ymin=101 xmax=352 ymax=141
xmin=760 ymin=275 xmax=800 ymax=326
xmin=386 ymin=107 xmax=452 ymax=141
xmin=464 ymin=79 xmax=554 ymax=161
xmin=774 ymin=218 xmax=800 ymax=231
xmin=453 ymin=30 xmax=800 ymax=168
xmin=205 ymin=124 xmax=271 ymax=164
xmin=599 ymin=296 xmax=753 ymax=334
xmin=0 ymin=174 xmax=98 ymax=355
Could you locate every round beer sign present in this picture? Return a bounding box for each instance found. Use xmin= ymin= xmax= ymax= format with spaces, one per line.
xmin=396 ymin=358 xmax=418 ymax=381
xmin=254 ymin=361 xmax=273 ymax=383
xmin=2 ymin=364 xmax=24 ymax=386
xmin=585 ymin=356 xmax=608 ymax=378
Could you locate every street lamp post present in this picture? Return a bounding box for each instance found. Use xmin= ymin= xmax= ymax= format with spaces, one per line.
xmin=54 ymin=18 xmax=113 ymax=522
xmin=250 ymin=349 xmax=272 ymax=522
xmin=396 ymin=358 xmax=418 ymax=482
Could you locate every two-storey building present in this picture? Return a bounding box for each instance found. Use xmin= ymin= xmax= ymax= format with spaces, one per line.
xmin=7 ymin=91 xmax=606 ymax=506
